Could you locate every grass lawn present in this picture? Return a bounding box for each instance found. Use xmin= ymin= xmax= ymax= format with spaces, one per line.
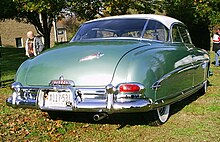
xmin=0 ymin=48 xmax=219 ymax=142
xmin=0 ymin=47 xmax=28 ymax=86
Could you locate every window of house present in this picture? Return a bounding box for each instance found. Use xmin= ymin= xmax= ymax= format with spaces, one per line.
xmin=15 ymin=37 xmax=23 ymax=48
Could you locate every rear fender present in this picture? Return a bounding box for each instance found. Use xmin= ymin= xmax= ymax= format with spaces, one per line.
xmin=111 ymin=46 xmax=168 ymax=101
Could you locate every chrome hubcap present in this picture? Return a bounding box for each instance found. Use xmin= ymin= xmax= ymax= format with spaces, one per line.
xmin=157 ymin=105 xmax=170 ymax=123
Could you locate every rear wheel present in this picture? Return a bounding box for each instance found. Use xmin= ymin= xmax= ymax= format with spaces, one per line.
xmin=157 ymin=105 xmax=170 ymax=123
xmin=150 ymin=105 xmax=170 ymax=126
xmin=198 ymin=81 xmax=208 ymax=94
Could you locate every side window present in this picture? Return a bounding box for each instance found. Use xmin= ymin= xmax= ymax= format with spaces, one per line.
xmin=143 ymin=20 xmax=168 ymax=41
xmin=179 ymin=26 xmax=191 ymax=44
xmin=171 ymin=24 xmax=192 ymax=44
xmin=171 ymin=25 xmax=182 ymax=42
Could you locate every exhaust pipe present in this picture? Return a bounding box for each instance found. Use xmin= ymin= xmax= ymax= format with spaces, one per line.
xmin=93 ymin=113 xmax=108 ymax=121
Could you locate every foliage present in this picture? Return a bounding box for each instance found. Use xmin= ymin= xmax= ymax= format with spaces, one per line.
xmin=130 ymin=0 xmax=163 ymax=14
xmin=194 ymin=0 xmax=220 ymax=28
xmin=0 ymin=0 xmax=17 ymax=20
xmin=163 ymin=0 xmax=213 ymax=50
xmin=62 ymin=17 xmax=82 ymax=41
xmin=102 ymin=0 xmax=132 ymax=16
xmin=164 ymin=0 xmax=195 ymax=24
xmin=68 ymin=0 xmax=164 ymax=20
xmin=102 ymin=0 xmax=163 ymax=16
xmin=68 ymin=0 xmax=104 ymax=20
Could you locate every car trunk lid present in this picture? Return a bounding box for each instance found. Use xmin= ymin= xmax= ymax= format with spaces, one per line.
xmin=24 ymin=40 xmax=146 ymax=86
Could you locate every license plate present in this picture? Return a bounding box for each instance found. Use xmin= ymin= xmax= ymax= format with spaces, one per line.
xmin=44 ymin=91 xmax=72 ymax=107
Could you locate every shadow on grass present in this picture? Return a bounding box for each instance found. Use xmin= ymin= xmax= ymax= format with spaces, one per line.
xmin=47 ymin=89 xmax=206 ymax=129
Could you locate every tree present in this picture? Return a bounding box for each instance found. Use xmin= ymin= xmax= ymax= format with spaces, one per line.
xmin=131 ymin=0 xmax=163 ymax=14
xmin=163 ymin=0 xmax=212 ymax=50
xmin=10 ymin=0 xmax=67 ymax=49
xmin=62 ymin=16 xmax=81 ymax=40
xmin=68 ymin=0 xmax=164 ymax=20
xmin=102 ymin=0 xmax=133 ymax=16
xmin=68 ymin=0 xmax=104 ymax=20
xmin=194 ymin=0 xmax=220 ymax=28
xmin=0 ymin=0 xmax=17 ymax=20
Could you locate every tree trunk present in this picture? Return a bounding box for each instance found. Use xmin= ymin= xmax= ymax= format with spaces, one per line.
xmin=44 ymin=31 xmax=51 ymax=49
xmin=41 ymin=12 xmax=53 ymax=49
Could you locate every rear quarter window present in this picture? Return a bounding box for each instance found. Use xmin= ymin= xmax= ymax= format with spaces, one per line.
xmin=171 ymin=24 xmax=192 ymax=44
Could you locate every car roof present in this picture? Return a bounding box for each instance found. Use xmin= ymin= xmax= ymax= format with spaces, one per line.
xmin=85 ymin=14 xmax=184 ymax=29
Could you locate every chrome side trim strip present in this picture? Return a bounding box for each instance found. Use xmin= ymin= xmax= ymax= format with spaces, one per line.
xmin=151 ymin=64 xmax=194 ymax=90
xmin=154 ymin=81 xmax=204 ymax=108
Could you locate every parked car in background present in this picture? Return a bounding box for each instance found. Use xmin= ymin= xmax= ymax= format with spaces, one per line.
xmin=6 ymin=14 xmax=210 ymax=125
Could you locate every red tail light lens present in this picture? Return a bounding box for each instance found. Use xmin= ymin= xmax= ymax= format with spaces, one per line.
xmin=119 ymin=84 xmax=140 ymax=93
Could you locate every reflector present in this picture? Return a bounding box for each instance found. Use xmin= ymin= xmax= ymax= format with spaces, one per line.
xmin=119 ymin=84 xmax=140 ymax=92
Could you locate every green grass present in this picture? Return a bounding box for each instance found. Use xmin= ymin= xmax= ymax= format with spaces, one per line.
xmin=0 ymin=49 xmax=219 ymax=142
xmin=0 ymin=47 xmax=28 ymax=85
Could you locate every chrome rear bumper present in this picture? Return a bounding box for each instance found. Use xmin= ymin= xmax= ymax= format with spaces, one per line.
xmin=6 ymin=82 xmax=153 ymax=114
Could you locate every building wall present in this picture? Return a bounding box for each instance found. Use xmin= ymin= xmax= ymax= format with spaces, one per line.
xmin=57 ymin=28 xmax=68 ymax=43
xmin=0 ymin=20 xmax=55 ymax=48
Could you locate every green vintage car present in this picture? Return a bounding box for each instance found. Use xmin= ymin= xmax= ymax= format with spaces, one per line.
xmin=6 ymin=14 xmax=210 ymax=125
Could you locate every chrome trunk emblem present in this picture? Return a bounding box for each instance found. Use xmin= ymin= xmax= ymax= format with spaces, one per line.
xmin=50 ymin=76 xmax=75 ymax=86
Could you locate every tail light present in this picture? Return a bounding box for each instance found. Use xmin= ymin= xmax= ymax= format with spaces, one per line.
xmin=119 ymin=83 xmax=141 ymax=93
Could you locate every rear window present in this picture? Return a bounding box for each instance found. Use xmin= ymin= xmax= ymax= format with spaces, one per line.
xmin=72 ymin=19 xmax=147 ymax=41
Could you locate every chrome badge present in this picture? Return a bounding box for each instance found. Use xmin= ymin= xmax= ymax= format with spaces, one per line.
xmin=80 ymin=52 xmax=104 ymax=62
xmin=50 ymin=76 xmax=75 ymax=86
